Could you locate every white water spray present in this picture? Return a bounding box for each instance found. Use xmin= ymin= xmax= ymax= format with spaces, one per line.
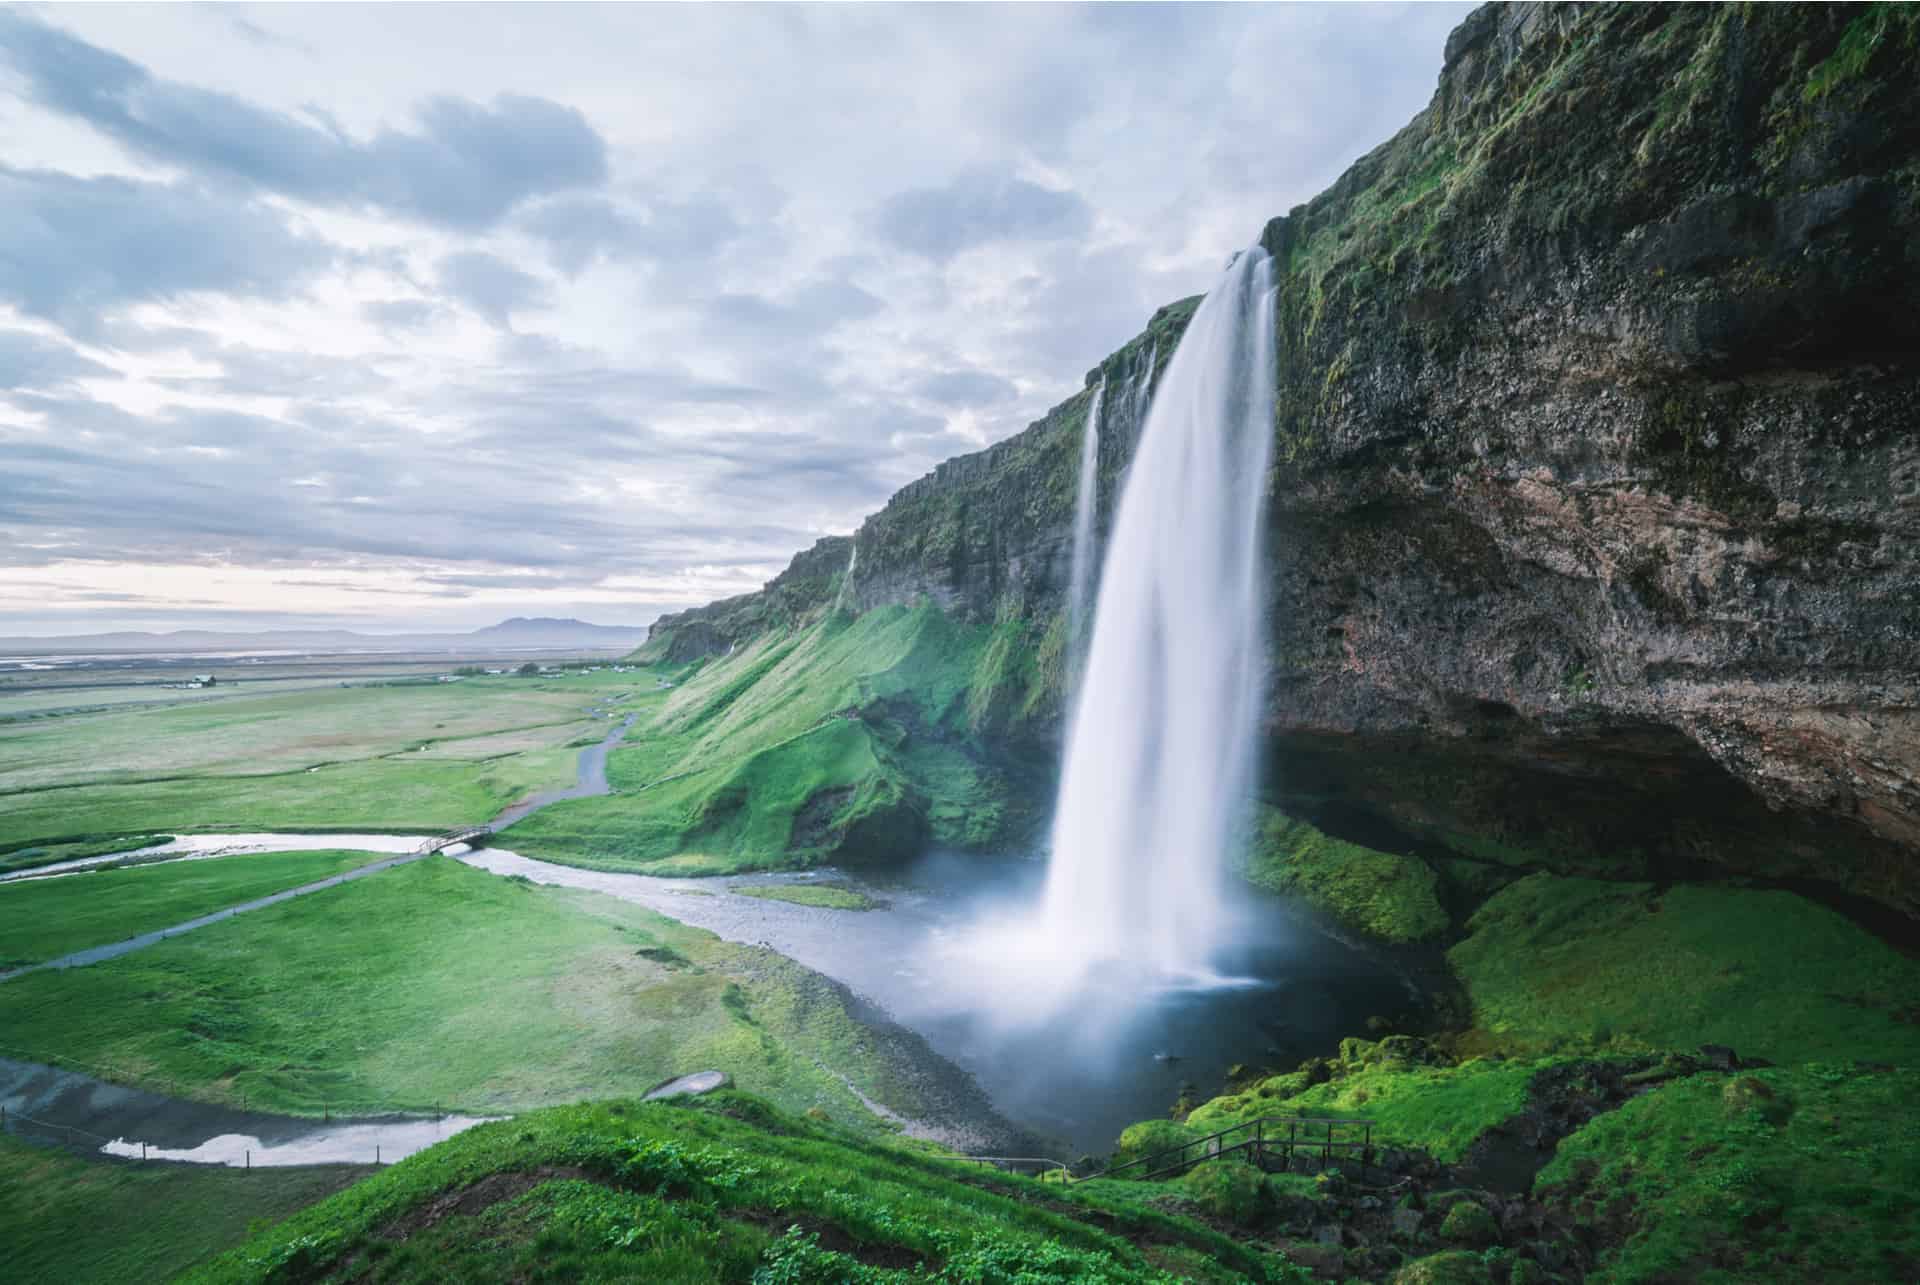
xmin=1066 ymin=379 xmax=1106 ymax=663
xmin=1042 ymin=246 xmax=1278 ymax=985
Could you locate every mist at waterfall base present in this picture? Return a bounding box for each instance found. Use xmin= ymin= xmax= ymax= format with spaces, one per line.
xmin=925 ymin=245 xmax=1293 ymax=1066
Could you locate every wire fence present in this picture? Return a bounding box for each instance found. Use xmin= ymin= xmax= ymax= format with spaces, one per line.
xmin=0 ymin=1102 xmax=394 ymax=1169
xmin=0 ymin=1042 xmax=481 ymax=1170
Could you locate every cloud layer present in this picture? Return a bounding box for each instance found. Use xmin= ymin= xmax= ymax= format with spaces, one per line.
xmin=0 ymin=2 xmax=1470 ymax=634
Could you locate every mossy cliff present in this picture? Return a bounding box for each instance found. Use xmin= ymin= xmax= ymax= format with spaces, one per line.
xmin=639 ymin=2 xmax=1920 ymax=920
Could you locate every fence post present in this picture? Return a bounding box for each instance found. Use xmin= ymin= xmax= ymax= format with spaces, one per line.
xmin=376 ymin=1144 xmax=381 ymax=1165
xmin=246 ymin=1149 xmax=250 ymax=1171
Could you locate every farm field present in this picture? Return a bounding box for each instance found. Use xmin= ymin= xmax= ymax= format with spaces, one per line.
xmin=0 ymin=669 xmax=654 ymax=849
xmin=0 ymin=849 xmax=391 ymax=968
xmin=0 ymin=856 xmax=958 ymax=1128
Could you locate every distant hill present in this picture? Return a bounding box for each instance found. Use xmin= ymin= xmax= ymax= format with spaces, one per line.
xmin=0 ymin=616 xmax=648 ymax=656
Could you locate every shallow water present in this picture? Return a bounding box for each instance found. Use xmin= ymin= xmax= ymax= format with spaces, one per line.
xmin=458 ymin=848 xmax=1410 ymax=1156
xmin=0 ymin=1057 xmax=490 ymax=1168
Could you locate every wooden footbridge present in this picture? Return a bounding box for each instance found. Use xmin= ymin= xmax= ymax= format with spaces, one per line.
xmin=411 ymin=826 xmax=491 ymax=855
xmin=961 ymin=1114 xmax=1380 ymax=1185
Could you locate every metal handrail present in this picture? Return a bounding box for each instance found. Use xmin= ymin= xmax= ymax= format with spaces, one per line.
xmin=1082 ymin=1113 xmax=1378 ymax=1183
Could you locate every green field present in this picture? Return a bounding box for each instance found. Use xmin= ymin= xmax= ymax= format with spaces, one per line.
xmin=0 ymin=857 xmax=955 ymax=1127
xmin=0 ymin=1135 xmax=369 ymax=1285
xmin=0 ymin=671 xmax=643 ymax=849
xmin=0 ymin=848 xmax=389 ymax=968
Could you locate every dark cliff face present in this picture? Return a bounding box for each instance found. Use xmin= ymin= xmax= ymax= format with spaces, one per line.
xmin=646 ymin=3 xmax=1920 ymax=914
xmin=1253 ymin=2 xmax=1920 ymax=912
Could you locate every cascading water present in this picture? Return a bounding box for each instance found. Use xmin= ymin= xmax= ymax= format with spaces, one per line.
xmin=1041 ymin=245 xmax=1278 ymax=985
xmin=833 ymin=542 xmax=859 ymax=614
xmin=1066 ymin=379 xmax=1106 ymax=665
xmin=1131 ymin=339 xmax=1158 ymax=428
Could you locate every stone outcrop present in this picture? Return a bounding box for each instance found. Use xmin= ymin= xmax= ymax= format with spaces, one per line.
xmin=646 ymin=4 xmax=1920 ymax=915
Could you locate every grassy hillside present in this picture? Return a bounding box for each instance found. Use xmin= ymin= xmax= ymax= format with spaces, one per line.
xmin=505 ymin=602 xmax=1058 ymax=874
xmin=184 ymin=1093 xmax=1295 ymax=1285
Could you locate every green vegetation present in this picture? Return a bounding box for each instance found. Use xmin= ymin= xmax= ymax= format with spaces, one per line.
xmin=510 ymin=604 xmax=1043 ymax=874
xmin=1240 ymin=809 xmax=1449 ymax=944
xmin=0 ymin=858 xmax=952 ymax=1126
xmin=0 ymin=848 xmax=387 ymax=967
xmin=1185 ymin=1038 xmax=1541 ymax=1164
xmin=186 ymin=1094 xmax=1293 ymax=1284
xmin=1540 ymin=1065 xmax=1920 ymax=1282
xmin=0 ymin=1135 xmax=369 ymax=1285
xmin=0 ymin=671 xmax=640 ymax=849
xmin=0 ymin=832 xmax=172 ymax=875
xmin=1447 ymin=875 xmax=1920 ymax=1064
xmin=733 ymin=883 xmax=877 ymax=911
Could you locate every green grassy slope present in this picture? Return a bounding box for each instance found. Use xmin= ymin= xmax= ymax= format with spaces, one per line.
xmin=0 ymin=1136 xmax=370 ymax=1285
xmin=0 ymin=858 xmax=957 ymax=1126
xmin=0 ymin=848 xmax=389 ymax=968
xmin=184 ymin=1094 xmax=1298 ymax=1285
xmin=506 ymin=603 xmax=1053 ymax=874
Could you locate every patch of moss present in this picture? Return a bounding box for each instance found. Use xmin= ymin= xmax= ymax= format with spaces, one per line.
xmin=1184 ymin=1040 xmax=1544 ymax=1164
xmin=1391 ymin=1250 xmax=1493 ymax=1285
xmin=1240 ymin=809 xmax=1450 ymax=944
xmin=1539 ymin=1065 xmax=1920 ymax=1282
xmin=1448 ymin=874 xmax=1920 ymax=1064
xmin=732 ymin=883 xmax=876 ymax=912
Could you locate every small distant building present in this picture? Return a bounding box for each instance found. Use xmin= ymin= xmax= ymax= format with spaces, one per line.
xmin=192 ymin=674 xmax=215 ymax=687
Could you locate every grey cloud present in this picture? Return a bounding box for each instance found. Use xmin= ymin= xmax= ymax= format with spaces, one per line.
xmin=0 ymin=166 xmax=331 ymax=336
xmin=0 ymin=329 xmax=111 ymax=389
xmin=439 ymin=251 xmax=547 ymax=328
xmin=704 ymin=277 xmax=883 ymax=344
xmin=0 ymin=11 xmax=607 ymax=228
xmin=915 ymin=369 xmax=1019 ymax=407
xmin=875 ymin=171 xmax=1091 ymax=260
xmin=520 ymin=193 xmax=743 ymax=275
xmin=362 ymin=299 xmax=443 ymax=331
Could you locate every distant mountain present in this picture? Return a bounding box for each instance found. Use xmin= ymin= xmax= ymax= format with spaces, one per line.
xmin=0 ymin=617 xmax=648 ymax=656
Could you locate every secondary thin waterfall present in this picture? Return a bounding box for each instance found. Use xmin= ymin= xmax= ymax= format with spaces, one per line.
xmin=833 ymin=543 xmax=859 ymax=614
xmin=1041 ymin=246 xmax=1278 ymax=982
xmin=1066 ymin=379 xmax=1106 ymax=665
xmin=1132 ymin=339 xmax=1158 ymax=428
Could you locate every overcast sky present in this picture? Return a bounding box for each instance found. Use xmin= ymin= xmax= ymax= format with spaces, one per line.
xmin=0 ymin=1 xmax=1469 ymax=636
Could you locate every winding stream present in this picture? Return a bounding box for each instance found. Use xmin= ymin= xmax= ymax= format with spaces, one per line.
xmin=1 ymin=707 xmax=1411 ymax=1160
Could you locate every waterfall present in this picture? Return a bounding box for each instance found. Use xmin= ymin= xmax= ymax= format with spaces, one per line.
xmin=1041 ymin=246 xmax=1277 ymax=983
xmin=1131 ymin=339 xmax=1158 ymax=430
xmin=833 ymin=543 xmax=859 ymax=615
xmin=1066 ymin=379 xmax=1106 ymax=666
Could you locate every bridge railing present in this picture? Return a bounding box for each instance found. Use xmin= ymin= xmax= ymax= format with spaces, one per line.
xmin=1080 ymin=1114 xmax=1378 ymax=1184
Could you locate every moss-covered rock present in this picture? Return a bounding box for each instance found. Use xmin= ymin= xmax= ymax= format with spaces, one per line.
xmin=1180 ymin=1157 xmax=1268 ymax=1225
xmin=1241 ymin=809 xmax=1450 ymax=944
xmin=1437 ymin=1199 xmax=1498 ymax=1247
xmin=1391 ymin=1250 xmax=1493 ymax=1285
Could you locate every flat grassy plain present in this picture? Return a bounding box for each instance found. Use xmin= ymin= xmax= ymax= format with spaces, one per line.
xmin=0 ymin=857 xmax=954 ymax=1127
xmin=0 ymin=1135 xmax=371 ymax=1285
xmin=0 ymin=670 xmax=642 ymax=849
xmin=0 ymin=849 xmax=387 ymax=968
